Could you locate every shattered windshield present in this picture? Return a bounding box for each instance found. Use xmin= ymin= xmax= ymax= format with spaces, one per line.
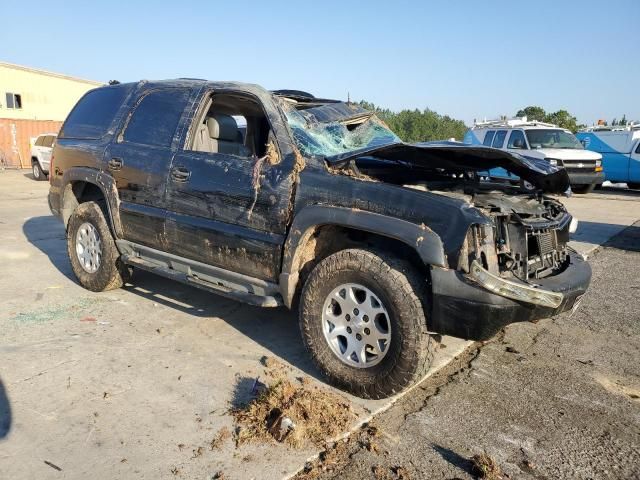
xmin=284 ymin=104 xmax=400 ymax=157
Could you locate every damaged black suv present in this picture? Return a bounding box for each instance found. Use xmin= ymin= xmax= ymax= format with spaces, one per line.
xmin=48 ymin=80 xmax=591 ymax=399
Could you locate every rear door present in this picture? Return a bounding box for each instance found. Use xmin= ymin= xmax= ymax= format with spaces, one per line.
xmin=104 ymin=87 xmax=194 ymax=250
xmin=487 ymin=130 xmax=512 ymax=181
xmin=33 ymin=135 xmax=45 ymax=162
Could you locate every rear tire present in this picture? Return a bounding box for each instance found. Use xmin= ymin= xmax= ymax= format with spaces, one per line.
xmin=299 ymin=248 xmax=435 ymax=399
xmin=32 ymin=161 xmax=46 ymax=181
xmin=627 ymin=183 xmax=640 ymax=190
xmin=67 ymin=201 xmax=124 ymax=292
xmin=572 ymin=184 xmax=595 ymax=194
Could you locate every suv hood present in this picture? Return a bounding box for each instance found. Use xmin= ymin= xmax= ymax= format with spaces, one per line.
xmin=525 ymin=148 xmax=602 ymax=161
xmin=326 ymin=141 xmax=570 ymax=193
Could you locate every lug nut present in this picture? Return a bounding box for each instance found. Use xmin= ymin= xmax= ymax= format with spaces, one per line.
xmin=364 ymin=328 xmax=370 ymax=335
xmin=347 ymin=327 xmax=352 ymax=334
xmin=363 ymin=315 xmax=369 ymax=322
xmin=353 ymin=308 xmax=359 ymax=315
xmin=345 ymin=314 xmax=351 ymax=321
xmin=356 ymin=333 xmax=362 ymax=341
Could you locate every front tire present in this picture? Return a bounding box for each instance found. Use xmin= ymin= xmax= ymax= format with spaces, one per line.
xmin=299 ymin=249 xmax=435 ymax=399
xmin=67 ymin=202 xmax=123 ymax=292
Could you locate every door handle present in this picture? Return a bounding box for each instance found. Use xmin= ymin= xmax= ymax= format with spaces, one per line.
xmin=108 ymin=158 xmax=123 ymax=170
xmin=171 ymin=167 xmax=191 ymax=182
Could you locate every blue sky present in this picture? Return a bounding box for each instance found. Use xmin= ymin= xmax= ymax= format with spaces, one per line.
xmin=2 ymin=0 xmax=637 ymax=125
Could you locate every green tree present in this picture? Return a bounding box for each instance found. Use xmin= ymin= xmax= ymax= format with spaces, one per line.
xmin=358 ymin=101 xmax=468 ymax=142
xmin=514 ymin=106 xmax=581 ymax=132
xmin=515 ymin=106 xmax=547 ymax=122
xmin=545 ymin=110 xmax=579 ymax=132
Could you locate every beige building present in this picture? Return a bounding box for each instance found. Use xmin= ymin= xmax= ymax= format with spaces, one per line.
xmin=0 ymin=62 xmax=103 ymax=168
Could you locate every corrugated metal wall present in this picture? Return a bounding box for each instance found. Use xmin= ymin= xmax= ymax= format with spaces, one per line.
xmin=0 ymin=118 xmax=62 ymax=168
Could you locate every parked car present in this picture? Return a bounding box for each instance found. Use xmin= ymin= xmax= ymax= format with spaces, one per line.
xmin=48 ymin=81 xmax=591 ymax=398
xmin=464 ymin=118 xmax=604 ymax=193
xmin=30 ymin=133 xmax=57 ymax=180
xmin=576 ymin=124 xmax=640 ymax=189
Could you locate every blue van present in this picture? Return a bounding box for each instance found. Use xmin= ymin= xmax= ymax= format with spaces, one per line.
xmin=576 ymin=126 xmax=640 ymax=189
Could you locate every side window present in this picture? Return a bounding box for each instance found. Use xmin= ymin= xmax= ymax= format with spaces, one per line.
xmin=636 ymin=141 xmax=640 ymax=154
xmin=35 ymin=136 xmax=45 ymax=147
xmin=61 ymin=85 xmax=131 ymax=139
xmin=189 ymin=93 xmax=274 ymax=160
xmin=507 ymin=130 xmax=527 ymax=149
xmin=123 ymin=89 xmax=190 ymax=148
xmin=42 ymin=136 xmax=55 ymax=148
xmin=483 ymin=130 xmax=496 ymax=146
xmin=492 ymin=130 xmax=507 ymax=148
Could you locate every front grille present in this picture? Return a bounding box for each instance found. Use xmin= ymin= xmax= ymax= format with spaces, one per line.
xmin=562 ymin=159 xmax=597 ymax=169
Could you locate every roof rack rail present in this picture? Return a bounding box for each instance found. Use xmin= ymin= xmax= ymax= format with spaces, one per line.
xmin=579 ymin=122 xmax=640 ymax=132
xmin=472 ymin=116 xmax=558 ymax=129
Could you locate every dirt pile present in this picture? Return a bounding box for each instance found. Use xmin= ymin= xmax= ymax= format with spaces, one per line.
xmin=232 ymin=357 xmax=353 ymax=448
xmin=471 ymin=452 xmax=503 ymax=480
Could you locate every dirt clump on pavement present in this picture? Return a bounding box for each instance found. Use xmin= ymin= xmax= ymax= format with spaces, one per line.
xmin=471 ymin=452 xmax=503 ymax=479
xmin=210 ymin=426 xmax=231 ymax=450
xmin=232 ymin=357 xmax=353 ymax=448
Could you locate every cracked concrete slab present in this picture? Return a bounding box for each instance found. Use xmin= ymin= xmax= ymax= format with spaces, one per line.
xmin=298 ymin=221 xmax=640 ymax=479
xmin=1 ymin=171 xmax=637 ymax=480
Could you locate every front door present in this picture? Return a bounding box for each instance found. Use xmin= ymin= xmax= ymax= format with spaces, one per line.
xmin=165 ymin=90 xmax=294 ymax=282
xmin=105 ymin=87 xmax=193 ymax=251
xmin=629 ymin=140 xmax=640 ymax=183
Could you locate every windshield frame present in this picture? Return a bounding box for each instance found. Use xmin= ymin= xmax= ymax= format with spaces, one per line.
xmin=525 ymin=128 xmax=583 ymax=150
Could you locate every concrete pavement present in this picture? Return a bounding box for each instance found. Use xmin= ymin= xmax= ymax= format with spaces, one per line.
xmin=0 ymin=170 xmax=638 ymax=479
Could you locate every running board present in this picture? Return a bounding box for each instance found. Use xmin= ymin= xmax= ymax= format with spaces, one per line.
xmin=117 ymin=240 xmax=282 ymax=308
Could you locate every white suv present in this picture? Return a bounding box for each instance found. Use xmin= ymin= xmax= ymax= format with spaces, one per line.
xmin=30 ymin=133 xmax=57 ymax=181
xmin=464 ymin=118 xmax=604 ymax=193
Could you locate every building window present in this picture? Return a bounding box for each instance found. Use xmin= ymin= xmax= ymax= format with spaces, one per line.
xmin=5 ymin=93 xmax=22 ymax=109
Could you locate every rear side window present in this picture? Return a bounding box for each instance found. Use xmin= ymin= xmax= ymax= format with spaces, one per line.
xmin=61 ymin=86 xmax=131 ymax=139
xmin=483 ymin=131 xmax=495 ymax=146
xmin=35 ymin=136 xmax=45 ymax=146
xmin=122 ymin=88 xmax=190 ymax=148
xmin=492 ymin=130 xmax=507 ymax=148
xmin=42 ymin=136 xmax=55 ymax=147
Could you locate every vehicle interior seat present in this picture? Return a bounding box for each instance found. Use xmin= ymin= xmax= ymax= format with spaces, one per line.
xmin=192 ymin=114 xmax=249 ymax=156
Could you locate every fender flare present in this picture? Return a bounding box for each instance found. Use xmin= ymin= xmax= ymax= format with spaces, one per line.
xmin=278 ymin=204 xmax=446 ymax=308
xmin=59 ymin=167 xmax=123 ymax=237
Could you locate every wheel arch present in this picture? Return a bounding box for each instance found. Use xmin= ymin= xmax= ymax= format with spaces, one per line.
xmin=60 ymin=167 xmax=122 ymax=237
xmin=279 ymin=205 xmax=446 ymax=308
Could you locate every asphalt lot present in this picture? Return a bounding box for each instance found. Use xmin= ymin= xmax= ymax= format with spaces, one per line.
xmin=299 ymin=220 xmax=640 ymax=480
xmin=0 ymin=170 xmax=639 ymax=479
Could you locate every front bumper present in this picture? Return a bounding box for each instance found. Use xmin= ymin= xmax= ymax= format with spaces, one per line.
xmin=429 ymin=252 xmax=591 ymax=340
xmin=567 ymin=171 xmax=605 ymax=186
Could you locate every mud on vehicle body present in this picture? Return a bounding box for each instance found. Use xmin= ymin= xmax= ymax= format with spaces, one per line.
xmin=48 ymin=80 xmax=591 ymax=399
